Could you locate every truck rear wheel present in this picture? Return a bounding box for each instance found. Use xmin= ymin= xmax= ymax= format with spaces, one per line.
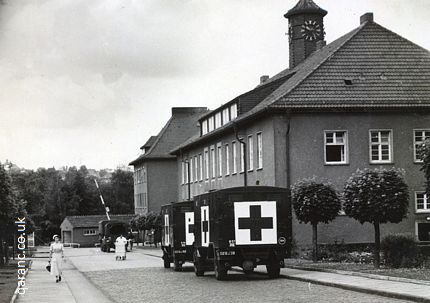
xmin=163 ymin=252 xmax=171 ymax=268
xmin=266 ymin=261 xmax=280 ymax=279
xmin=214 ymin=259 xmax=227 ymax=281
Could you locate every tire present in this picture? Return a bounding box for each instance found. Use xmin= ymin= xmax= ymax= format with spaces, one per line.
xmin=193 ymin=250 xmax=204 ymax=276
xmin=163 ymin=253 xmax=171 ymax=269
xmin=214 ymin=258 xmax=227 ymax=281
xmin=174 ymin=260 xmax=182 ymax=272
xmin=266 ymin=261 xmax=280 ymax=279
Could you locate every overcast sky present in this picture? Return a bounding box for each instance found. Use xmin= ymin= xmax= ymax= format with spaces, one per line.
xmin=0 ymin=0 xmax=429 ymax=170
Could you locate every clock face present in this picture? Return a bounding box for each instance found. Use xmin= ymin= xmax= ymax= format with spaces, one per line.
xmin=301 ymin=20 xmax=322 ymax=41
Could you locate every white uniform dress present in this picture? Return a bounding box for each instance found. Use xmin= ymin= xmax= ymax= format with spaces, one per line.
xmin=50 ymin=242 xmax=64 ymax=276
xmin=115 ymin=236 xmax=127 ymax=260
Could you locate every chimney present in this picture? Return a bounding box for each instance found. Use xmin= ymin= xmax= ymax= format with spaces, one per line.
xmin=260 ymin=75 xmax=269 ymax=84
xmin=360 ymin=13 xmax=374 ymax=25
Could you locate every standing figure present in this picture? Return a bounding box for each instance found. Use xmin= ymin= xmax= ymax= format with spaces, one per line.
xmin=49 ymin=235 xmax=64 ymax=283
xmin=115 ymin=234 xmax=127 ymax=260
xmin=127 ymin=231 xmax=134 ymax=251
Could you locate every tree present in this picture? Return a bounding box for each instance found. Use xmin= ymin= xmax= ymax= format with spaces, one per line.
xmin=130 ymin=212 xmax=162 ymax=246
xmin=107 ymin=169 xmax=134 ymax=214
xmin=0 ymin=163 xmax=21 ymax=265
xmin=291 ymin=179 xmax=341 ymax=262
xmin=343 ymin=168 xmax=409 ymax=268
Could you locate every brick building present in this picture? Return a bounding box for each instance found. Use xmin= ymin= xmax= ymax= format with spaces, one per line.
xmin=170 ymin=0 xmax=430 ymax=248
xmin=129 ymin=107 xmax=208 ymax=214
xmin=60 ymin=214 xmax=135 ymax=247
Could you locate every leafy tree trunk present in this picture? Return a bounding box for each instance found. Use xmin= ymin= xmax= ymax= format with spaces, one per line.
xmin=312 ymin=223 xmax=318 ymax=263
xmin=374 ymin=222 xmax=380 ymax=268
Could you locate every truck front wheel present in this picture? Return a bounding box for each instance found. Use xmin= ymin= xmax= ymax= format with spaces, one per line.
xmin=174 ymin=260 xmax=182 ymax=272
xmin=214 ymin=259 xmax=227 ymax=281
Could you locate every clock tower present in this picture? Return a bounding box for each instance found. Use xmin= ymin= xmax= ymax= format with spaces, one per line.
xmin=284 ymin=0 xmax=327 ymax=68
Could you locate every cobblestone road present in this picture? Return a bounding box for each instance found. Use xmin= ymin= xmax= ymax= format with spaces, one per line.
xmin=67 ymin=247 xmax=413 ymax=303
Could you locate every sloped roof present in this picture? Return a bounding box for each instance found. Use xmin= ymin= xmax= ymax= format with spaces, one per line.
xmin=272 ymin=22 xmax=430 ymax=110
xmin=64 ymin=214 xmax=135 ymax=228
xmin=171 ymin=18 xmax=430 ymax=153
xmin=130 ymin=107 xmax=208 ymax=165
xmin=284 ymin=0 xmax=327 ymax=18
xmin=140 ymin=136 xmax=157 ymax=150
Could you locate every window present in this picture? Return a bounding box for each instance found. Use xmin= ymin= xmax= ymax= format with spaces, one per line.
xmin=217 ymin=145 xmax=222 ymax=177
xmin=232 ymin=141 xmax=237 ymax=174
xmin=202 ymin=120 xmax=208 ymax=135
xmin=184 ymin=159 xmax=189 ymax=184
xmin=199 ymin=154 xmax=203 ymax=181
xmin=208 ymin=116 xmax=214 ymax=132
xmin=416 ymin=192 xmax=430 ymax=213
xmin=257 ymin=133 xmax=263 ymax=169
xmin=215 ymin=112 xmax=222 ymax=129
xmin=204 ymin=149 xmax=209 ymax=180
xmin=414 ymin=130 xmax=430 ymax=162
xmin=369 ymin=130 xmax=392 ymax=163
xmin=248 ymin=136 xmax=254 ymax=171
xmin=189 ymin=159 xmax=193 ymax=183
xmin=222 ymin=108 xmax=230 ymax=125
xmin=325 ymin=131 xmax=348 ymax=164
xmin=211 ymin=146 xmax=216 ymax=179
xmin=240 ymin=140 xmax=245 ymax=173
xmin=194 ymin=156 xmax=198 ymax=183
xmin=225 ymin=144 xmax=230 ymax=175
xmin=230 ymin=103 xmax=238 ymax=120
xmin=417 ymin=223 xmax=430 ymax=242
xmin=181 ymin=162 xmax=185 ymax=185
xmin=84 ymin=229 xmax=97 ymax=236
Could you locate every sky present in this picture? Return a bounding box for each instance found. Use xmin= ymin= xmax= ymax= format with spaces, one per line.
xmin=0 ymin=0 xmax=429 ymax=170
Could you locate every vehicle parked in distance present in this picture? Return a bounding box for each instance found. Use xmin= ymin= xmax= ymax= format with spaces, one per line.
xmin=161 ymin=200 xmax=195 ymax=271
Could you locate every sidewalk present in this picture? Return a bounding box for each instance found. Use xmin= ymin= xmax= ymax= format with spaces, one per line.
xmin=278 ymin=267 xmax=430 ymax=303
xmin=15 ymin=248 xmax=113 ymax=303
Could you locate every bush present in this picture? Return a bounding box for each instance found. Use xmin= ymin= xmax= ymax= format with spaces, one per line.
xmin=381 ymin=234 xmax=424 ymax=268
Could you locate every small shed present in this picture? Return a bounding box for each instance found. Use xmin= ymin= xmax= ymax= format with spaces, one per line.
xmin=60 ymin=214 xmax=135 ymax=247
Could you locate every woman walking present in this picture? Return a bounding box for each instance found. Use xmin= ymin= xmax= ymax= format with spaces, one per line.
xmin=49 ymin=235 xmax=64 ymax=283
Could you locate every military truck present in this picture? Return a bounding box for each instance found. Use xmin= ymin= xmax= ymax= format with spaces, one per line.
xmin=161 ymin=200 xmax=194 ymax=271
xmin=193 ymin=186 xmax=291 ymax=280
xmin=99 ymin=220 xmax=129 ymax=252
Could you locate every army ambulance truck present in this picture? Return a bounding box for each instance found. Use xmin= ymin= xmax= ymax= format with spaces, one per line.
xmin=99 ymin=220 xmax=129 ymax=252
xmin=193 ymin=186 xmax=291 ymax=280
xmin=161 ymin=200 xmax=195 ymax=271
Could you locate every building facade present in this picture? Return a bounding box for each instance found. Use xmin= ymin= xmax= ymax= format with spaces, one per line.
xmin=130 ymin=107 xmax=208 ymax=215
xmin=171 ymin=0 xmax=430 ymax=248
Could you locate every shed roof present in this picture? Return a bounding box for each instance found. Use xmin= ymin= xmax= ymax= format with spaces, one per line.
xmin=62 ymin=214 xmax=135 ymax=228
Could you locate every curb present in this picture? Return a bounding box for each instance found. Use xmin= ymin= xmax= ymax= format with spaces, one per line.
xmin=283 ymin=274 xmax=430 ymax=303
xmin=284 ymin=265 xmax=430 ymax=286
xmin=10 ymin=259 xmax=32 ymax=303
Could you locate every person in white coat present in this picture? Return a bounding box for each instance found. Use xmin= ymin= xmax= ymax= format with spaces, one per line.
xmin=115 ymin=234 xmax=127 ymax=260
xmin=49 ymin=235 xmax=64 ymax=283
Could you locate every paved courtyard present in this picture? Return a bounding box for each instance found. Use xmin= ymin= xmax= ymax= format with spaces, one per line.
xmin=65 ymin=247 xmax=414 ymax=303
